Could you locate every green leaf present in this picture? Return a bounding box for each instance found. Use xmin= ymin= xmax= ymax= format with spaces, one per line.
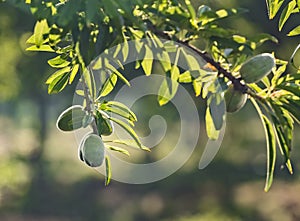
xmin=85 ymin=0 xmax=99 ymax=24
xmin=34 ymin=19 xmax=50 ymax=47
xmin=287 ymin=25 xmax=300 ymax=36
xmin=193 ymin=79 xmax=202 ymax=96
xmin=82 ymin=68 xmax=96 ymax=100
xmin=26 ymin=34 xmax=35 ymax=44
xmin=271 ymin=114 xmax=293 ymax=174
xmin=157 ymin=76 xmax=179 ymax=106
xmin=76 ymin=90 xmax=85 ymax=96
xmin=97 ymin=73 xmax=118 ymax=99
xmin=102 ymin=106 xmax=136 ymax=122
xmin=48 ymin=55 xmax=70 ymax=68
xmin=185 ymin=0 xmax=196 ymax=20
xmin=105 ymin=156 xmax=111 ymax=186
xmin=69 ymin=64 xmax=80 ymax=84
xmin=277 ymin=84 xmax=300 ymax=97
xmin=266 ymin=0 xmax=285 ymax=19
xmin=106 ymin=59 xmax=130 ymax=86
xmin=262 ymin=115 xmax=277 ymax=192
xmin=48 ymin=71 xmax=70 ymax=94
xmin=121 ymin=36 xmax=129 ymax=62
xmin=46 ymin=66 xmax=71 ymax=84
xmin=251 ymin=98 xmax=276 ymax=191
xmin=180 ymin=49 xmax=202 ymax=71
xmin=106 ymin=139 xmax=150 ymax=152
xmin=157 ymin=50 xmax=172 ymax=72
xmin=279 ymin=0 xmax=297 ymax=31
xmin=250 ymin=33 xmax=279 ymax=47
xmin=141 ymin=45 xmax=153 ymax=76
xmin=95 ymin=111 xmax=114 ymax=136
xmin=104 ymin=101 xmax=137 ymax=121
xmin=208 ymin=94 xmax=226 ymax=131
xmin=26 ymin=45 xmax=55 ymax=52
xmin=279 ymin=97 xmax=300 ymax=123
xmin=80 ymin=133 xmax=105 ymax=167
xmin=178 ymin=71 xmax=193 ymax=83
xmin=108 ymin=117 xmax=142 ymax=148
xmin=205 ymin=106 xmax=220 ymax=140
xmin=56 ymin=105 xmax=86 ymax=132
xmin=106 ymin=145 xmax=130 ymax=156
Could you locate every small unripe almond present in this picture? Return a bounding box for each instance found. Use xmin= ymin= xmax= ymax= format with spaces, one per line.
xmin=240 ymin=53 xmax=275 ymax=83
xmin=224 ymin=84 xmax=247 ymax=113
xmin=79 ymin=133 xmax=105 ymax=167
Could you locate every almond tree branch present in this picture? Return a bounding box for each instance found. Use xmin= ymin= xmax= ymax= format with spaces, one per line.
xmin=75 ymin=42 xmax=99 ymax=135
xmin=147 ymin=23 xmax=264 ymax=101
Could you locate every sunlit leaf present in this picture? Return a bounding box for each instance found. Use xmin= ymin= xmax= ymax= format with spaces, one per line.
xmin=205 ymin=106 xmax=220 ymax=140
xmin=103 ymin=101 xmax=137 ymax=121
xmin=108 ymin=117 xmax=142 ymax=148
xmin=251 ymin=98 xmax=276 ymax=192
xmin=48 ymin=71 xmax=70 ymax=94
xmin=97 ymin=72 xmax=118 ymax=99
xmin=105 ymin=156 xmax=111 ymax=186
xmin=178 ymin=71 xmax=193 ymax=83
xmin=157 ymin=51 xmax=171 ymax=72
xmin=262 ymin=115 xmax=277 ymax=192
xmin=277 ymin=84 xmax=300 ymax=97
xmin=26 ymin=45 xmax=55 ymax=52
xmin=158 ymin=76 xmax=178 ymax=106
xmin=48 ymin=55 xmax=70 ymax=68
xmin=185 ymin=0 xmax=196 ymax=20
xmin=106 ymin=145 xmax=130 ymax=156
xmin=266 ymin=0 xmax=285 ymax=19
xmin=69 ymin=64 xmax=80 ymax=84
xmin=34 ymin=19 xmax=50 ymax=47
xmin=106 ymin=60 xmax=130 ymax=86
xmin=271 ymin=112 xmax=293 ymax=174
xmin=141 ymin=45 xmax=153 ymax=76
xmin=279 ymin=1 xmax=297 ymax=31
xmin=208 ymin=94 xmax=226 ymax=131
xmin=287 ymin=25 xmax=300 ymax=36
xmin=192 ymin=79 xmax=202 ymax=96
xmin=46 ymin=67 xmax=71 ymax=84
xmin=106 ymin=139 xmax=150 ymax=151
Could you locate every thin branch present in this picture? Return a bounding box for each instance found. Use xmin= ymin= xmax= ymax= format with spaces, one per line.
xmin=81 ymin=73 xmax=99 ymax=135
xmin=147 ymin=23 xmax=265 ymax=100
xmin=75 ymin=42 xmax=99 ymax=135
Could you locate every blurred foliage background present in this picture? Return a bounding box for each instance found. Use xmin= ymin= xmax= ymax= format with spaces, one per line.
xmin=0 ymin=0 xmax=300 ymax=221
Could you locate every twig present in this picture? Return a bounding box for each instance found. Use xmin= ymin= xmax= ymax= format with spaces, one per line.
xmin=81 ymin=73 xmax=99 ymax=135
xmin=147 ymin=23 xmax=265 ymax=100
xmin=75 ymin=41 xmax=99 ymax=135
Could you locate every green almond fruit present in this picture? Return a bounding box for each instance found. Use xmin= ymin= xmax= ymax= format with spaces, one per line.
xmin=96 ymin=111 xmax=114 ymax=136
xmin=197 ymin=5 xmax=211 ymax=17
xmin=240 ymin=53 xmax=275 ymax=83
xmin=224 ymin=84 xmax=248 ymax=113
xmin=56 ymin=105 xmax=87 ymax=132
xmin=79 ymin=133 xmax=105 ymax=167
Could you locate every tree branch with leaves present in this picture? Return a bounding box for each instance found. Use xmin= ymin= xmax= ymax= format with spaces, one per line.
xmin=3 ymin=0 xmax=300 ymax=191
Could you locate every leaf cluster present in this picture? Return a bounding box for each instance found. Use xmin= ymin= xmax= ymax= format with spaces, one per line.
xmin=6 ymin=0 xmax=300 ymax=190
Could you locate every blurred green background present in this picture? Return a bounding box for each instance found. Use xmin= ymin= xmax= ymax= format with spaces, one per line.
xmin=0 ymin=1 xmax=300 ymax=221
